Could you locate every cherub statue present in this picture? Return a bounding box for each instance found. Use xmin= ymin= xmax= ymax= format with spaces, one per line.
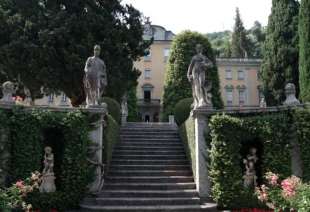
xmin=40 ymin=146 xmax=56 ymax=193
xmin=243 ymin=147 xmax=258 ymax=188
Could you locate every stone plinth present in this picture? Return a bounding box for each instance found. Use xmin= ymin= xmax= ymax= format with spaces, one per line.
xmin=192 ymin=106 xmax=214 ymax=200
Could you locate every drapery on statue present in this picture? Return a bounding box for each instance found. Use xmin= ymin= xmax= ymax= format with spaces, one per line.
xmin=243 ymin=147 xmax=258 ymax=188
xmin=84 ymin=45 xmax=107 ymax=108
xmin=187 ymin=44 xmax=213 ymax=109
xmin=40 ymin=146 xmax=56 ymax=193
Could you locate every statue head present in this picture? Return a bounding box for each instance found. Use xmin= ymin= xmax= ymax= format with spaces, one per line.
xmin=196 ymin=44 xmax=203 ymax=54
xmin=250 ymin=147 xmax=257 ymax=155
xmin=44 ymin=146 xmax=52 ymax=154
xmin=94 ymin=45 xmax=101 ymax=57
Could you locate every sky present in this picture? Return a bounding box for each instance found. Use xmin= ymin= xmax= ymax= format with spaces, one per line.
xmin=121 ymin=0 xmax=272 ymax=34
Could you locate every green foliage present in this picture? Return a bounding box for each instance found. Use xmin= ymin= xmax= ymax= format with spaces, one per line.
xmin=173 ymin=98 xmax=193 ymax=125
xmin=104 ymin=114 xmax=120 ymax=172
xmin=299 ymin=0 xmax=310 ymax=102
xmin=162 ymin=31 xmax=223 ymax=120
xmin=101 ymin=97 xmax=121 ymax=124
xmin=206 ymin=31 xmax=232 ymax=58
xmin=261 ymin=0 xmax=300 ymax=105
xmin=0 ymin=108 xmax=93 ymax=211
xmin=179 ymin=117 xmax=196 ymax=179
xmin=209 ymin=113 xmax=291 ymax=208
xmin=0 ymin=0 xmax=150 ymax=104
xmin=127 ymin=86 xmax=140 ymax=122
xmin=0 ymin=110 xmax=10 ymax=187
xmin=231 ymin=8 xmax=252 ymax=58
xmin=293 ymin=108 xmax=310 ymax=182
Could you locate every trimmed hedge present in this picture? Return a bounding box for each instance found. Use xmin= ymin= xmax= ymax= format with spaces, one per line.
xmin=294 ymin=108 xmax=310 ymax=182
xmin=174 ymin=98 xmax=193 ymax=125
xmin=179 ymin=117 xmax=196 ymax=179
xmin=104 ymin=114 xmax=120 ymax=172
xmin=0 ymin=110 xmax=10 ymax=187
xmin=101 ymin=97 xmax=121 ymax=124
xmin=209 ymin=113 xmax=291 ymax=209
xmin=0 ymin=107 xmax=93 ymax=211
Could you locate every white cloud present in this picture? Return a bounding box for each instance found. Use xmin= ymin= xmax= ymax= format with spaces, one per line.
xmin=121 ymin=0 xmax=272 ymax=33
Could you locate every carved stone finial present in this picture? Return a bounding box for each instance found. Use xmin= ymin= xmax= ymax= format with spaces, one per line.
xmin=283 ymin=83 xmax=300 ymax=106
xmin=0 ymin=81 xmax=16 ymax=104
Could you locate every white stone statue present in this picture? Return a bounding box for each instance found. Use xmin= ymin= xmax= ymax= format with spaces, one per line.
xmin=0 ymin=81 xmax=16 ymax=104
xmin=40 ymin=146 xmax=56 ymax=193
xmin=121 ymin=94 xmax=128 ymax=124
xmin=283 ymin=83 xmax=300 ymax=106
xmin=84 ymin=45 xmax=107 ymax=108
xmin=243 ymin=147 xmax=258 ymax=188
xmin=187 ymin=44 xmax=213 ymax=109
xmin=260 ymin=96 xmax=267 ymax=108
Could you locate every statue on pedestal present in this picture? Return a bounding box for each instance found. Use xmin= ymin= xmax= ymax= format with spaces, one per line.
xmin=243 ymin=147 xmax=258 ymax=188
xmin=84 ymin=45 xmax=107 ymax=108
xmin=187 ymin=44 xmax=213 ymax=109
xmin=283 ymin=83 xmax=300 ymax=106
xmin=121 ymin=94 xmax=128 ymax=124
xmin=40 ymin=146 xmax=56 ymax=193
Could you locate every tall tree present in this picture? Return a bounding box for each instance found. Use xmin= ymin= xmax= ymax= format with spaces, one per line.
xmin=299 ymin=0 xmax=310 ymax=102
xmin=261 ymin=0 xmax=299 ymax=105
xmin=162 ymin=31 xmax=223 ymax=121
xmin=231 ymin=8 xmax=250 ymax=58
xmin=0 ymin=0 xmax=150 ymax=105
xmin=248 ymin=21 xmax=266 ymax=58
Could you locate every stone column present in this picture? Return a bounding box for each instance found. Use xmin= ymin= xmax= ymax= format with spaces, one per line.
xmin=283 ymin=83 xmax=303 ymax=177
xmin=193 ymin=108 xmax=213 ymax=200
xmin=87 ymin=109 xmax=106 ymax=193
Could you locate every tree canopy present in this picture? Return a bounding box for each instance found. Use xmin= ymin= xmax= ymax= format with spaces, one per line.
xmin=299 ymin=0 xmax=310 ymax=102
xmin=0 ymin=0 xmax=150 ymax=105
xmin=162 ymin=31 xmax=223 ymax=120
xmin=261 ymin=0 xmax=299 ymax=105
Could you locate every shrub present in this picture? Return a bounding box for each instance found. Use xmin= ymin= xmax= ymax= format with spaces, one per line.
xmin=0 ymin=107 xmax=93 ymax=211
xmin=209 ymin=113 xmax=291 ymax=209
xmin=101 ymin=97 xmax=121 ymax=123
xmin=173 ymin=98 xmax=193 ymax=125
xmin=104 ymin=114 xmax=120 ymax=172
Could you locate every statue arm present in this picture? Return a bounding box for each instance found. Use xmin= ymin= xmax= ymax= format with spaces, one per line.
xmin=84 ymin=57 xmax=91 ymax=72
xmin=187 ymin=59 xmax=194 ymax=81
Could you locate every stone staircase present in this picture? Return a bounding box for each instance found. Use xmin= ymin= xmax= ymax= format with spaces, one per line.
xmin=80 ymin=122 xmax=217 ymax=212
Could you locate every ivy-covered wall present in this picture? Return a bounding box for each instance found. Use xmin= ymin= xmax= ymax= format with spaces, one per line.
xmin=0 ymin=110 xmax=9 ymax=187
xmin=0 ymin=107 xmax=120 ymax=211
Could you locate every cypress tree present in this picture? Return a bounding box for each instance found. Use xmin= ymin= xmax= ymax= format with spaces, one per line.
xmin=231 ymin=8 xmax=250 ymax=58
xmin=162 ymin=31 xmax=223 ymax=121
xmin=261 ymin=0 xmax=299 ymax=105
xmin=299 ymin=0 xmax=310 ymax=102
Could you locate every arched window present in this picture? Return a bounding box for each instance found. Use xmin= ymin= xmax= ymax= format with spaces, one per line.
xmin=142 ymin=84 xmax=154 ymax=102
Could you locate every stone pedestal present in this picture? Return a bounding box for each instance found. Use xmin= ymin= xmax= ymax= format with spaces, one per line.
xmin=192 ymin=106 xmax=214 ymax=200
xmin=88 ymin=112 xmax=105 ymax=193
xmin=40 ymin=174 xmax=56 ymax=193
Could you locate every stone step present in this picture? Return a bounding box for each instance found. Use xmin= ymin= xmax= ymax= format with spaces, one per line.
xmin=98 ymin=189 xmax=198 ymax=198
xmin=121 ymin=128 xmax=177 ymax=132
xmin=121 ymin=131 xmax=178 ymax=135
xmin=116 ymin=145 xmax=184 ymax=151
xmin=82 ymin=197 xmax=200 ymax=206
xmin=109 ymin=164 xmax=191 ymax=171
xmin=106 ymin=176 xmax=194 ymax=183
xmin=103 ymin=182 xmax=196 ymax=190
xmin=79 ymin=204 xmax=218 ymax=212
xmin=121 ymin=133 xmax=179 ymax=137
xmin=121 ymin=138 xmax=181 ymax=142
xmin=113 ymin=154 xmax=186 ymax=160
xmin=119 ymin=141 xmax=183 ymax=146
xmin=113 ymin=150 xmax=185 ymax=155
xmin=111 ymin=159 xmax=189 ymax=165
xmin=108 ymin=169 xmax=192 ymax=177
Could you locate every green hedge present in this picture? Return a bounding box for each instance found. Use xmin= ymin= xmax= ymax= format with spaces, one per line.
xmin=0 ymin=110 xmax=10 ymax=187
xmin=101 ymin=97 xmax=121 ymax=124
xmin=174 ymin=98 xmax=193 ymax=125
xmin=104 ymin=114 xmax=120 ymax=172
xmin=294 ymin=108 xmax=310 ymax=182
xmin=209 ymin=113 xmax=291 ymax=209
xmin=0 ymin=107 xmax=93 ymax=211
xmin=179 ymin=117 xmax=196 ymax=179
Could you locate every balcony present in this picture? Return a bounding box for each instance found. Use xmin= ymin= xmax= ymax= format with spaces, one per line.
xmin=137 ymin=99 xmax=161 ymax=107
